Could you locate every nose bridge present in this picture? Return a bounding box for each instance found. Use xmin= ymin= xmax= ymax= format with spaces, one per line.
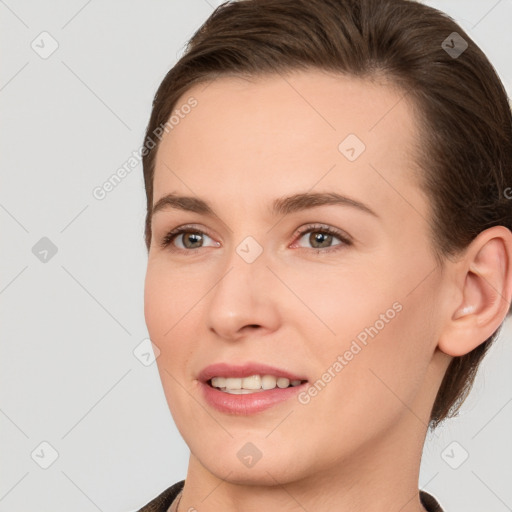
xmin=206 ymin=233 xmax=279 ymax=338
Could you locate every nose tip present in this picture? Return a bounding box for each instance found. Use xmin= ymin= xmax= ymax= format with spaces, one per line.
xmin=206 ymin=259 xmax=280 ymax=341
xmin=208 ymin=309 xmax=265 ymax=341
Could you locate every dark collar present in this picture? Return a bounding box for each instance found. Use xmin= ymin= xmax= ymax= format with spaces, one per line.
xmin=136 ymin=480 xmax=184 ymax=512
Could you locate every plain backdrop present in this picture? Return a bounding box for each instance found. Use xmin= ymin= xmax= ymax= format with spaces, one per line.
xmin=1 ymin=1 xmax=511 ymax=511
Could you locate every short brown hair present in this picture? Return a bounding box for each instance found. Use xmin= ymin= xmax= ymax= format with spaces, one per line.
xmin=142 ymin=0 xmax=512 ymax=428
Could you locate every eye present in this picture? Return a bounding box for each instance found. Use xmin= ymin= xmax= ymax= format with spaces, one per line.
xmin=159 ymin=225 xmax=220 ymax=251
xmin=159 ymin=223 xmax=352 ymax=254
xmin=292 ymin=224 xmax=352 ymax=252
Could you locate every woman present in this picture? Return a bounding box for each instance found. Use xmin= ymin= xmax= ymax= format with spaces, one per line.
xmin=137 ymin=0 xmax=512 ymax=510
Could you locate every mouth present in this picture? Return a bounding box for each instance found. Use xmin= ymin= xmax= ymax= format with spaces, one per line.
xmin=197 ymin=362 xmax=309 ymax=414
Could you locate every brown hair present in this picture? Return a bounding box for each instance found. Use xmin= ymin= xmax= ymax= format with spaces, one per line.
xmin=142 ymin=0 xmax=512 ymax=428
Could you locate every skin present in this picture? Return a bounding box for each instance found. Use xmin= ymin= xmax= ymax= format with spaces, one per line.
xmin=144 ymin=69 xmax=512 ymax=512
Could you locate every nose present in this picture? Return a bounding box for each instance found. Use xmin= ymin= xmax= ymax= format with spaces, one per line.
xmin=206 ymin=245 xmax=281 ymax=341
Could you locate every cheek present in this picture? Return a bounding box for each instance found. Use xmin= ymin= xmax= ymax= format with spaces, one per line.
xmin=280 ymin=261 xmax=392 ymax=350
xmin=291 ymin=255 xmax=437 ymax=424
xmin=143 ymin=265 xmax=187 ymax=359
xmin=143 ymin=267 xmax=167 ymax=338
xmin=290 ymin=299 xmax=433 ymax=459
xmin=144 ymin=262 xmax=202 ymax=375
xmin=144 ymin=261 xmax=194 ymax=333
xmin=144 ymin=266 xmax=198 ymax=424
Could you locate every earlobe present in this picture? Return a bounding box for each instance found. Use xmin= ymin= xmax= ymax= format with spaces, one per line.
xmin=438 ymin=226 xmax=512 ymax=357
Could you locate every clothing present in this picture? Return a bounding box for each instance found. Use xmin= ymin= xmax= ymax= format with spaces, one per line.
xmin=135 ymin=479 xmax=445 ymax=512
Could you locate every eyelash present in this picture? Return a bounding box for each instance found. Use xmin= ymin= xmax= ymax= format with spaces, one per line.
xmin=159 ymin=223 xmax=352 ymax=255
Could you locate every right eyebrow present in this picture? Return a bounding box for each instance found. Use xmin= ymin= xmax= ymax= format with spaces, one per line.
xmin=152 ymin=194 xmax=214 ymax=216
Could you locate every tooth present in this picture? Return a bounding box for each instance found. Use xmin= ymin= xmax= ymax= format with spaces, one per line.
xmin=261 ymin=375 xmax=278 ymax=390
xmin=224 ymin=388 xmax=261 ymax=394
xmin=211 ymin=377 xmax=226 ymax=388
xmin=210 ymin=375 xmax=303 ymax=391
xmin=242 ymin=375 xmax=261 ymax=389
xmin=277 ymin=377 xmax=290 ymax=388
xmin=225 ymin=377 xmax=242 ymax=389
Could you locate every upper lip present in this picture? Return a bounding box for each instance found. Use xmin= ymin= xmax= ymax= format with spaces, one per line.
xmin=198 ymin=362 xmax=308 ymax=383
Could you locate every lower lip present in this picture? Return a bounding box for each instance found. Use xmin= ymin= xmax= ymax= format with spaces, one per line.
xmin=199 ymin=380 xmax=308 ymax=415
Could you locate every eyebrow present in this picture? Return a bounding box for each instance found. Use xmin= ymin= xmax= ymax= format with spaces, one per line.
xmin=152 ymin=191 xmax=378 ymax=219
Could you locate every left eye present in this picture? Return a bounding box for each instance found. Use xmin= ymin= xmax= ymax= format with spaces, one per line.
xmin=293 ymin=226 xmax=351 ymax=251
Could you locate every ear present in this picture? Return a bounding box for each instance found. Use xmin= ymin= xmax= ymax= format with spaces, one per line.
xmin=438 ymin=226 xmax=512 ymax=357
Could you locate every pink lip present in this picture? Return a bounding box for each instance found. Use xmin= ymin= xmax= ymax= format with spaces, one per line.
xmin=197 ymin=362 xmax=307 ymax=383
xmin=199 ymin=380 xmax=309 ymax=415
xmin=197 ymin=362 xmax=309 ymax=415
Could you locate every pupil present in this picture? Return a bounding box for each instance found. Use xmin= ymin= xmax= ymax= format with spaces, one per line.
xmin=186 ymin=233 xmax=202 ymax=248
xmin=311 ymin=232 xmax=331 ymax=248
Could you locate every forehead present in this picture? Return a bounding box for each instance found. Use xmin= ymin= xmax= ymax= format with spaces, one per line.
xmin=153 ymin=69 xmax=427 ymax=223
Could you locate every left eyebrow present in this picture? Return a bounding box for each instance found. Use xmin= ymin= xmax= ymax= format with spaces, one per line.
xmin=271 ymin=191 xmax=379 ymax=218
xmin=151 ymin=191 xmax=379 ymax=219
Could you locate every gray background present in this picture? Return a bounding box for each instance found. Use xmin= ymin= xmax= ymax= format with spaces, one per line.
xmin=1 ymin=1 xmax=511 ymax=511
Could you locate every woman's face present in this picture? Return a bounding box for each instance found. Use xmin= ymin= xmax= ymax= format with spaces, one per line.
xmin=144 ymin=70 xmax=452 ymax=485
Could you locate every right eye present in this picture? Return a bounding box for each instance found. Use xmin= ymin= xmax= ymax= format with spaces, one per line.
xmin=159 ymin=225 xmax=220 ymax=252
